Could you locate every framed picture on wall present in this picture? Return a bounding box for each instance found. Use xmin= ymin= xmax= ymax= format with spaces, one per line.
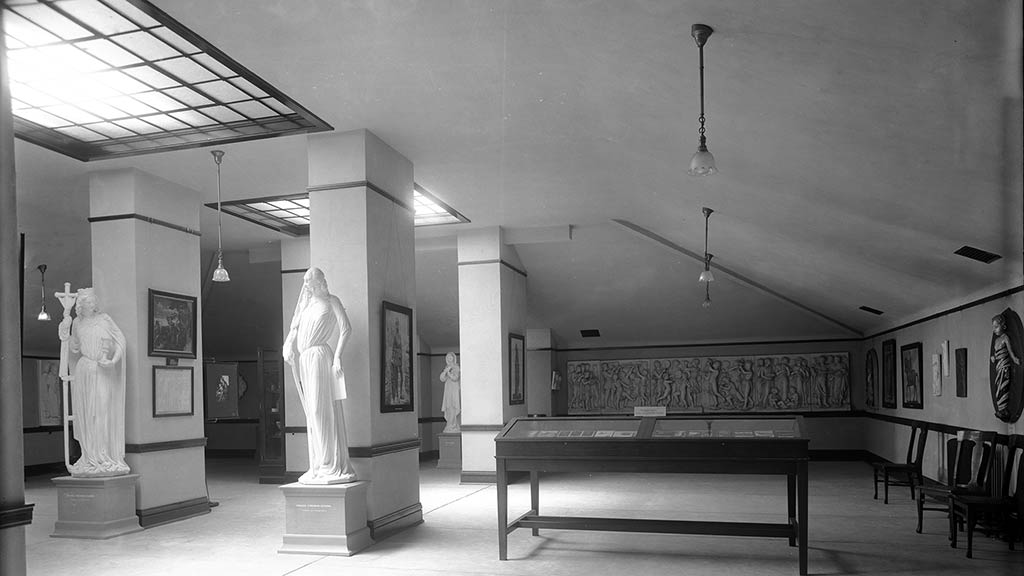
xmin=955 ymin=347 xmax=968 ymax=398
xmin=509 ymin=333 xmax=525 ymax=405
xmin=901 ymin=342 xmax=924 ymax=409
xmin=204 ymin=362 xmax=239 ymax=420
xmin=865 ymin=349 xmax=878 ymax=408
xmin=381 ymin=300 xmax=414 ymax=413
xmin=153 ymin=365 xmax=194 ymax=417
xmin=148 ymin=289 xmax=197 ymax=359
xmin=882 ymin=339 xmax=897 ymax=408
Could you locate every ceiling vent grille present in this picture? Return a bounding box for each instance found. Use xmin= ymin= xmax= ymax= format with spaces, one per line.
xmin=580 ymin=329 xmax=601 ymax=338
xmin=954 ymin=245 xmax=1001 ymax=264
xmin=859 ymin=306 xmax=884 ymax=316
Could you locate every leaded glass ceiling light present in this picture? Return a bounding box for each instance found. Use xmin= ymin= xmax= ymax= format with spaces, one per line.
xmin=2 ymin=0 xmax=330 ymax=161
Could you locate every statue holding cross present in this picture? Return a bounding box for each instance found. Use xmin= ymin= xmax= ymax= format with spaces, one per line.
xmin=56 ymin=285 xmax=130 ymax=478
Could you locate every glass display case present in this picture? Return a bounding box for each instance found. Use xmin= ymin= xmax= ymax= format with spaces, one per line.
xmin=495 ymin=415 xmax=809 ymax=574
xmin=257 ymin=347 xmax=285 ymax=484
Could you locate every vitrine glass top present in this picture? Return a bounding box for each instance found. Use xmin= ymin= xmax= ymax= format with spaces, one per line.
xmin=498 ymin=416 xmax=803 ymax=441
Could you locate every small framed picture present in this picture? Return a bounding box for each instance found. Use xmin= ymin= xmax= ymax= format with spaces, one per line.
xmin=381 ymin=300 xmax=414 ymax=413
xmin=148 ymin=289 xmax=197 ymax=359
xmin=901 ymin=342 xmax=924 ymax=409
xmin=153 ymin=365 xmax=194 ymax=417
xmin=882 ymin=339 xmax=897 ymax=409
xmin=955 ymin=347 xmax=968 ymax=398
xmin=509 ymin=333 xmax=525 ymax=405
xmin=865 ymin=349 xmax=878 ymax=408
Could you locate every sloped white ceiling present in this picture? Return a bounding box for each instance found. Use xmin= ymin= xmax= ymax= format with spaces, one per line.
xmin=13 ymin=0 xmax=1024 ymax=351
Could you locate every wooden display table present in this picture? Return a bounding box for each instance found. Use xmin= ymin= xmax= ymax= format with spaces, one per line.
xmin=494 ymin=415 xmax=809 ymax=575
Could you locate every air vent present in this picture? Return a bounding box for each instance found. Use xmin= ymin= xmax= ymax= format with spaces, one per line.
xmin=859 ymin=306 xmax=884 ymax=316
xmin=954 ymin=245 xmax=1001 ymax=264
xmin=580 ymin=329 xmax=601 ymax=338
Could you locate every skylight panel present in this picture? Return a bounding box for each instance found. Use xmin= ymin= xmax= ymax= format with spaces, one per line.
xmin=3 ymin=0 xmax=331 ymax=160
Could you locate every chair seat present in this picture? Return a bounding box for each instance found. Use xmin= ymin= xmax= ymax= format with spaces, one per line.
xmin=953 ymin=495 xmax=1010 ymax=508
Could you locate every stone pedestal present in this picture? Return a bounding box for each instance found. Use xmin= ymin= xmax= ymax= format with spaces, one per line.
xmin=51 ymin=474 xmax=142 ymax=539
xmin=437 ymin=433 xmax=462 ymax=469
xmin=279 ymin=481 xmax=372 ymax=556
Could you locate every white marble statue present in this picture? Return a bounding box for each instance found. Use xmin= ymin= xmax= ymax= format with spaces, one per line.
xmin=440 ymin=352 xmax=461 ymax=433
xmin=57 ymin=288 xmax=130 ymax=477
xmin=283 ymin=268 xmax=357 ymax=484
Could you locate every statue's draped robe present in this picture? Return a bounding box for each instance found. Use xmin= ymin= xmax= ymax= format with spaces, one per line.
xmin=69 ymin=313 xmax=129 ymax=477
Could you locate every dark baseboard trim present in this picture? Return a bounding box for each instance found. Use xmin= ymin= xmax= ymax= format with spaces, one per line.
xmin=460 ymin=424 xmax=504 ymax=432
xmin=0 ymin=503 xmax=35 ymax=530
xmin=368 ymin=503 xmax=423 ymax=539
xmin=137 ymin=497 xmax=210 ymax=528
xmin=418 ymin=416 xmax=446 ymax=424
xmin=204 ymin=449 xmax=256 ymax=458
xmin=205 ymin=418 xmax=259 ymax=425
xmin=419 ymin=450 xmax=439 ymax=462
xmin=809 ymin=449 xmax=876 ymax=462
xmin=460 ymin=471 xmax=497 ymax=484
xmin=126 ymin=438 xmax=206 ymax=453
xmin=24 ymin=462 xmax=66 ymax=477
xmin=23 ymin=425 xmax=64 ymax=434
xmin=349 ymin=438 xmax=421 ymax=459
xmin=861 ymin=411 xmax=1010 ymax=442
xmin=284 ymin=427 xmax=307 ymax=434
xmin=284 ymin=471 xmax=302 ymax=484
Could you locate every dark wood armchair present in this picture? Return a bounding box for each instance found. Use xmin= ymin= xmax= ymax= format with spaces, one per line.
xmin=873 ymin=421 xmax=928 ymax=504
xmin=916 ymin=430 xmax=996 ymax=534
xmin=949 ymin=434 xmax=1024 ymax=558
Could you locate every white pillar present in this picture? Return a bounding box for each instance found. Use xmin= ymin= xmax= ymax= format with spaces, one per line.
xmin=457 ymin=227 xmax=528 ymax=482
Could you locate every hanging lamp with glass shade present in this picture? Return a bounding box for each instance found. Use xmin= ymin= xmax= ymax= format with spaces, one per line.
xmin=37 ymin=264 xmax=51 ymax=321
xmin=211 ymin=150 xmax=230 ymax=282
xmin=688 ymin=24 xmax=718 ymax=177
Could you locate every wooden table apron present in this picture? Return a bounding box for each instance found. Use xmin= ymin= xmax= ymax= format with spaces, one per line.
xmin=494 ymin=435 xmax=810 ymax=575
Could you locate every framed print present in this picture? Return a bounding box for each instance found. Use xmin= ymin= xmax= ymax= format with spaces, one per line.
xmin=509 ymin=333 xmax=525 ymax=405
xmin=882 ymin=339 xmax=897 ymax=408
xmin=901 ymin=342 xmax=923 ymax=409
xmin=153 ymin=365 xmax=194 ymax=417
xmin=955 ymin=347 xmax=968 ymax=398
xmin=381 ymin=301 xmax=414 ymax=413
xmin=148 ymin=289 xmax=197 ymax=359
xmin=204 ymin=362 xmax=239 ymax=419
xmin=865 ymin=349 xmax=878 ymax=408
xmin=37 ymin=358 xmax=63 ymax=426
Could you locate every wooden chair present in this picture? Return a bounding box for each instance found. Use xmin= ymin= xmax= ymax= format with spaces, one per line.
xmin=949 ymin=434 xmax=1024 ymax=558
xmin=873 ymin=421 xmax=928 ymax=504
xmin=916 ymin=430 xmax=996 ymax=534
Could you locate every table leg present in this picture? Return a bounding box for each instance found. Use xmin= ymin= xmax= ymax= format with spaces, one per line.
xmin=497 ymin=459 xmax=508 ymax=560
xmin=531 ymin=471 xmax=540 ymax=536
xmin=798 ymin=460 xmax=808 ymax=576
xmin=787 ymin=473 xmax=796 ymax=546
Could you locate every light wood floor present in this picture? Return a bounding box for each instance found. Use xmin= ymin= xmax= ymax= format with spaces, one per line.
xmin=23 ymin=458 xmax=1024 ymax=575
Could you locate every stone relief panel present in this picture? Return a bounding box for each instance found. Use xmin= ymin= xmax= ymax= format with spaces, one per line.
xmin=567 ymin=353 xmax=849 ymax=414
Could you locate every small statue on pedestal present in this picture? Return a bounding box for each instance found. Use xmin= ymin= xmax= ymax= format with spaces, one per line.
xmin=440 ymin=352 xmax=461 ymax=433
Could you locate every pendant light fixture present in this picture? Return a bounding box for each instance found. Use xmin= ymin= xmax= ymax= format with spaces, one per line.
xmin=36 ymin=264 xmax=51 ymax=321
xmin=699 ymin=207 xmax=715 ymax=283
xmin=687 ymin=24 xmax=717 ymax=177
xmin=211 ymin=150 xmax=230 ymax=283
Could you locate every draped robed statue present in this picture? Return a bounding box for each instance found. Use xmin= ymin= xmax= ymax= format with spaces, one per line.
xmin=440 ymin=352 xmax=461 ymax=432
xmin=283 ymin=268 xmax=357 ymax=484
xmin=57 ymin=287 xmax=130 ymax=478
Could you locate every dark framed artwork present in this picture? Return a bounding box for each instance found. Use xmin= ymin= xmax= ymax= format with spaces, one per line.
xmin=509 ymin=333 xmax=525 ymax=405
xmin=865 ymin=348 xmax=878 ymax=408
xmin=901 ymin=342 xmax=923 ymax=409
xmin=204 ymin=362 xmax=239 ymax=419
xmin=882 ymin=339 xmax=897 ymax=409
xmin=148 ymin=289 xmax=197 ymax=359
xmin=381 ymin=300 xmax=414 ymax=413
xmin=153 ymin=365 xmax=194 ymax=417
xmin=955 ymin=347 xmax=968 ymax=398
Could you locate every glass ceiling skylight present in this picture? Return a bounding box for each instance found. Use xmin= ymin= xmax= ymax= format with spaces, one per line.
xmin=2 ymin=0 xmax=331 ymax=161
xmin=413 ymin=185 xmax=468 ymax=226
xmin=207 ymin=185 xmax=467 ymax=236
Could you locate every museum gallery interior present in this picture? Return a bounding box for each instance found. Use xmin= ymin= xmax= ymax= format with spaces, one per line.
xmin=0 ymin=1 xmax=1022 ymax=575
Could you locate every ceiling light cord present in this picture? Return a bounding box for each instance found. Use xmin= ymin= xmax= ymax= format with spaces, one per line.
xmin=211 ymin=150 xmax=230 ymax=282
